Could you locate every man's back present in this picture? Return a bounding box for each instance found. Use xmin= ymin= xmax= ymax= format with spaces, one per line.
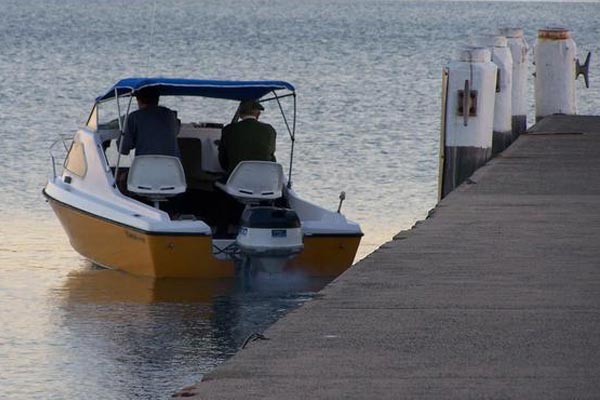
xmin=219 ymin=118 xmax=276 ymax=174
xmin=121 ymin=106 xmax=180 ymax=157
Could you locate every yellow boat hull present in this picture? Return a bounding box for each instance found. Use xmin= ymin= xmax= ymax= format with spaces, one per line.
xmin=47 ymin=196 xmax=361 ymax=278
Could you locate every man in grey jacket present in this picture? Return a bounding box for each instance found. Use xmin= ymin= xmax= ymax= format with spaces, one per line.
xmin=119 ymin=86 xmax=180 ymax=158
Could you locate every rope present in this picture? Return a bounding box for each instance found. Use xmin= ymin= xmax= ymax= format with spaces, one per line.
xmin=241 ymin=333 xmax=270 ymax=349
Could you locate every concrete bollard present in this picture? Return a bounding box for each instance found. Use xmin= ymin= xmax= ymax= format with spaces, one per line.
xmin=440 ymin=47 xmax=497 ymax=199
xmin=534 ymin=27 xmax=590 ymax=122
xmin=479 ymin=34 xmax=513 ymax=155
xmin=499 ymin=27 xmax=529 ymax=138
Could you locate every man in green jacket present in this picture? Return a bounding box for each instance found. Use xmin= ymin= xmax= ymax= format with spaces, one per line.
xmin=218 ymin=100 xmax=276 ymax=175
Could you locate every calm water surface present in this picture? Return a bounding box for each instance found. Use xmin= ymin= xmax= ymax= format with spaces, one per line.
xmin=1 ymin=0 xmax=599 ymax=398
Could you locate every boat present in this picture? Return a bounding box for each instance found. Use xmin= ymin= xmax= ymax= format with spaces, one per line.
xmin=43 ymin=78 xmax=362 ymax=278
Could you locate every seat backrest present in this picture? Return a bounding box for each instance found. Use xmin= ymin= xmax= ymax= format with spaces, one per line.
xmin=127 ymin=155 xmax=186 ymax=198
xmin=178 ymin=137 xmax=204 ymax=179
xmin=178 ymin=122 xmax=223 ymax=173
xmin=218 ymin=161 xmax=284 ymax=202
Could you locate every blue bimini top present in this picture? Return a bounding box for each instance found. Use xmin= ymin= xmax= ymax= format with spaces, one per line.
xmin=95 ymin=77 xmax=295 ymax=103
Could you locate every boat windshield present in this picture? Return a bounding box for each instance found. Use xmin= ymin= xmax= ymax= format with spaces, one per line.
xmin=87 ymin=99 xmax=139 ymax=131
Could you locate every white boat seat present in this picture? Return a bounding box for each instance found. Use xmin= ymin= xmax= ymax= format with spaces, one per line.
xmin=215 ymin=161 xmax=284 ymax=203
xmin=127 ymin=155 xmax=186 ymax=207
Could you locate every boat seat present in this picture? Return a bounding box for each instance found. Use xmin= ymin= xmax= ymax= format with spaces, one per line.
xmin=215 ymin=161 xmax=284 ymax=204
xmin=127 ymin=155 xmax=186 ymax=208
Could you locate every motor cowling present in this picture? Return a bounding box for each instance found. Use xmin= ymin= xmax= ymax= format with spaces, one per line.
xmin=236 ymin=207 xmax=304 ymax=273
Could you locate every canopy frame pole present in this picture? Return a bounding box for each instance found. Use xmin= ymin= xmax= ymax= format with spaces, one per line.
xmin=114 ymin=90 xmax=134 ymax=188
xmin=273 ymin=91 xmax=296 ymax=188
xmin=259 ymin=92 xmax=295 ymax=103
xmin=289 ymin=93 xmax=297 ymax=189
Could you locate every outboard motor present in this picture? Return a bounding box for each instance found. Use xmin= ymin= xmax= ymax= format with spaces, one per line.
xmin=236 ymin=207 xmax=303 ymax=273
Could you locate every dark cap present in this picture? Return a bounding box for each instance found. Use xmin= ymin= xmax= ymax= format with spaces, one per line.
xmin=239 ymin=100 xmax=264 ymax=115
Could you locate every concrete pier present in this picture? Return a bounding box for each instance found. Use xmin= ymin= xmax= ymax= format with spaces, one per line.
xmin=175 ymin=115 xmax=600 ymax=399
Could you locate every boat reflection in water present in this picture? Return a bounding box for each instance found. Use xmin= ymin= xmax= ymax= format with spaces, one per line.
xmin=57 ymin=265 xmax=330 ymax=397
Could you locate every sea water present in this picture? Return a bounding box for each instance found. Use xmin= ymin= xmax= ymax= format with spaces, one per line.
xmin=1 ymin=0 xmax=599 ymax=398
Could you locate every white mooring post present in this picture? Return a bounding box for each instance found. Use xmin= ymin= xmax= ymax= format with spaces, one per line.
xmin=479 ymin=34 xmax=513 ymax=155
xmin=440 ymin=47 xmax=497 ymax=199
xmin=534 ymin=27 xmax=591 ymax=122
xmin=499 ymin=27 xmax=529 ymax=138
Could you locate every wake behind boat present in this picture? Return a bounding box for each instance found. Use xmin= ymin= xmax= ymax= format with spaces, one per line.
xmin=43 ymin=78 xmax=362 ymax=278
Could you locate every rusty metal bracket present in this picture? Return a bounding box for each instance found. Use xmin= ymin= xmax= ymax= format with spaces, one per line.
xmin=576 ymin=52 xmax=591 ymax=88
xmin=457 ymin=81 xmax=478 ymax=126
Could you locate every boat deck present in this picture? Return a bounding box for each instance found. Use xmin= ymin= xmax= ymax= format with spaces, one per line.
xmin=174 ymin=115 xmax=600 ymax=399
